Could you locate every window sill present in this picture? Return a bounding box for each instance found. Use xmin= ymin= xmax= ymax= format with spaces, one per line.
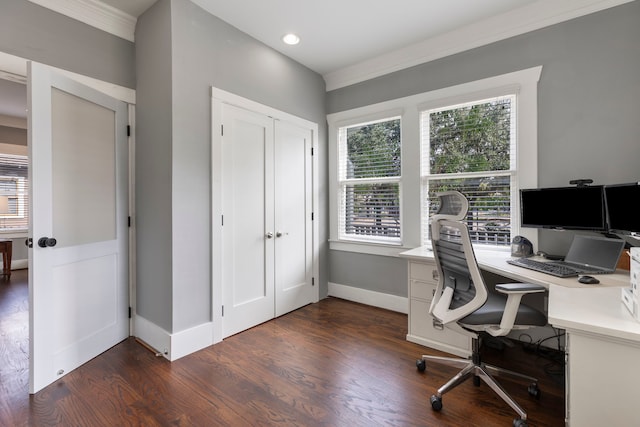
xmin=0 ymin=230 xmax=28 ymax=239
xmin=329 ymin=239 xmax=413 ymax=257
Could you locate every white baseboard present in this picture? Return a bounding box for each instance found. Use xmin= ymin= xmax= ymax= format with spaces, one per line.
xmin=11 ymin=259 xmax=28 ymax=270
xmin=133 ymin=315 xmax=214 ymax=361
xmin=170 ymin=322 xmax=214 ymax=360
xmin=133 ymin=315 xmax=171 ymax=359
xmin=328 ymin=282 xmax=408 ymax=314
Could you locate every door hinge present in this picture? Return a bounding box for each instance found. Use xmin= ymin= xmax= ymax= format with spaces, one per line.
xmin=221 ymin=305 xmax=224 ymax=317
xmin=128 ymin=307 xmax=132 ymax=318
xmin=221 ymin=215 xmax=224 ymax=226
xmin=221 ymin=124 xmax=224 ymax=136
xmin=127 ymin=125 xmax=131 ymax=137
xmin=311 ymin=212 xmax=314 ymax=221
xmin=311 ymin=147 xmax=314 ymax=156
xmin=128 ymin=216 xmax=131 ymax=227
xmin=312 ymin=277 xmax=315 ymax=286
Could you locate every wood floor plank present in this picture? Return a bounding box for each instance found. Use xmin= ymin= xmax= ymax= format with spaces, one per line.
xmin=1 ymin=270 xmax=565 ymax=426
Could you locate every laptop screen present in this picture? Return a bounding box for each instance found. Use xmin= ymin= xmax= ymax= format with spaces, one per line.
xmin=564 ymin=235 xmax=625 ymax=269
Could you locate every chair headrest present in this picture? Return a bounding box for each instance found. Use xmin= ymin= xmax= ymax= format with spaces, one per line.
xmin=433 ymin=191 xmax=469 ymax=221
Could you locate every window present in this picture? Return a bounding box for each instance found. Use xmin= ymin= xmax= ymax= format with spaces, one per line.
xmin=337 ymin=117 xmax=401 ymax=245
xmin=0 ymin=153 xmax=28 ymax=231
xmin=328 ymin=66 xmax=541 ymax=255
xmin=421 ymin=96 xmax=515 ymax=247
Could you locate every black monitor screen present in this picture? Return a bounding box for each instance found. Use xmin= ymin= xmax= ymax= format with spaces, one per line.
xmin=520 ymin=186 xmax=605 ymax=230
xmin=604 ymin=182 xmax=640 ymax=233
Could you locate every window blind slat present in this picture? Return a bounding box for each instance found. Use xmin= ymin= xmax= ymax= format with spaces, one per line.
xmin=0 ymin=153 xmax=28 ymax=231
xmin=338 ymin=117 xmax=401 ymax=242
xmin=421 ymin=95 xmax=515 ymax=246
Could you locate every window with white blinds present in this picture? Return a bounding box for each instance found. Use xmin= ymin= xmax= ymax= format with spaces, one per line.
xmin=338 ymin=117 xmax=401 ymax=244
xmin=421 ymin=95 xmax=516 ymax=247
xmin=0 ymin=153 xmax=28 ymax=231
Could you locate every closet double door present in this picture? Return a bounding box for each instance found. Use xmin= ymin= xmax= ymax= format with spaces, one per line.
xmin=221 ymin=103 xmax=314 ymax=338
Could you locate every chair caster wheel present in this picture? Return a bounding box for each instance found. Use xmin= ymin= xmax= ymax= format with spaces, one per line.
xmin=513 ymin=418 xmax=528 ymax=427
xmin=430 ymin=395 xmax=442 ymax=411
xmin=528 ymin=383 xmax=541 ymax=399
xmin=416 ymin=359 xmax=426 ymax=372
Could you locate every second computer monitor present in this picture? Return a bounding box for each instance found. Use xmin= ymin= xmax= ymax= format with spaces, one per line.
xmin=520 ymin=185 xmax=606 ymax=231
xmin=604 ymin=182 xmax=640 ymax=234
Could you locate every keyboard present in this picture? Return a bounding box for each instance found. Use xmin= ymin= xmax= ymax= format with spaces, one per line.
xmin=507 ymin=257 xmax=579 ymax=278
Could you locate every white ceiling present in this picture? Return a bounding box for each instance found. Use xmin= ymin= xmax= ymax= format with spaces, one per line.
xmin=99 ymin=0 xmax=634 ymax=89
xmin=187 ymin=0 xmax=539 ymax=76
xmin=1 ymin=0 xmax=634 ymax=121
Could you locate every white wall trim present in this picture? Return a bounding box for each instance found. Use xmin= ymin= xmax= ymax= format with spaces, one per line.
xmin=328 ymin=282 xmax=408 ymax=314
xmin=0 ymin=51 xmax=135 ymax=105
xmin=169 ymin=322 xmax=215 ymax=360
xmin=11 ymin=259 xmax=28 ymax=270
xmin=211 ymin=87 xmax=321 ymax=344
xmin=26 ymin=0 xmax=136 ymax=42
xmin=133 ymin=314 xmax=171 ymax=360
xmin=324 ymin=0 xmax=634 ymax=91
xmin=133 ymin=315 xmax=214 ymax=361
xmin=328 ymin=66 xmax=542 ymax=253
xmin=26 ymin=0 xmax=633 ymax=91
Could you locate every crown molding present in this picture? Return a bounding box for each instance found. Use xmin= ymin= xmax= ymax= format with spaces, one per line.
xmin=324 ymin=0 xmax=636 ymax=91
xmin=0 ymin=70 xmax=26 ymax=85
xmin=27 ymin=0 xmax=136 ymax=42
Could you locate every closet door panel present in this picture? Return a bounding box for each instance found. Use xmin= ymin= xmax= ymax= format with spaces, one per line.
xmin=221 ymin=104 xmax=274 ymax=338
xmin=274 ymin=121 xmax=314 ymax=317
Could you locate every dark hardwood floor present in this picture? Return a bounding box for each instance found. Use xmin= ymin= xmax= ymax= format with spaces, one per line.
xmin=1 ymin=270 xmax=564 ymax=426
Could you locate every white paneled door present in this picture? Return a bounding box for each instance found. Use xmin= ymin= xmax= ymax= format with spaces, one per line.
xmin=220 ymin=102 xmax=314 ymax=338
xmin=28 ymin=62 xmax=129 ymax=393
xmin=274 ymin=121 xmax=313 ymax=317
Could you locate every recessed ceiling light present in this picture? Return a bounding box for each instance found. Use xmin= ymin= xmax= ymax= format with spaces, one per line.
xmin=282 ymin=33 xmax=300 ymax=45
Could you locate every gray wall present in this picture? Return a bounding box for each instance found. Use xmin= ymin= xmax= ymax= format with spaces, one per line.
xmin=135 ymin=0 xmax=327 ymax=333
xmin=326 ymin=2 xmax=640 ymax=296
xmin=0 ymin=0 xmax=135 ymax=270
xmin=0 ymin=0 xmax=135 ymax=89
xmin=135 ymin=0 xmax=174 ymax=331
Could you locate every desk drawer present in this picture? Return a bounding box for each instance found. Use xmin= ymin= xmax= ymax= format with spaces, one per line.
xmin=409 ymin=299 xmax=471 ymax=352
xmin=411 ymin=280 xmax=435 ymax=301
xmin=410 ymin=261 xmax=438 ymax=283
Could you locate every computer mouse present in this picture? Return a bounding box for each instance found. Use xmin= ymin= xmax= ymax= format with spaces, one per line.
xmin=578 ymin=275 xmax=600 ymax=285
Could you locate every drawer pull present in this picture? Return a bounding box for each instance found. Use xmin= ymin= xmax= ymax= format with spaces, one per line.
xmin=432 ymin=319 xmax=444 ymax=330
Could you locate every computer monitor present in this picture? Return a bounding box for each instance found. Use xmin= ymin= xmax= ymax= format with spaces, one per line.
xmin=520 ymin=185 xmax=606 ymax=230
xmin=604 ymin=182 xmax=640 ymax=233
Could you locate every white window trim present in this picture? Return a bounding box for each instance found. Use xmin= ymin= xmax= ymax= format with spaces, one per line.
xmin=328 ymin=66 xmax=542 ymax=256
xmin=336 ymin=114 xmax=403 ymax=246
xmin=329 ymin=108 xmax=412 ymax=256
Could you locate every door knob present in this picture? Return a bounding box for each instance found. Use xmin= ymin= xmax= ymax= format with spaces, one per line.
xmin=265 ymin=232 xmax=274 ymax=239
xmin=37 ymin=237 xmax=57 ymax=248
xmin=25 ymin=238 xmax=33 ymax=248
xmin=276 ymin=231 xmax=283 ymax=238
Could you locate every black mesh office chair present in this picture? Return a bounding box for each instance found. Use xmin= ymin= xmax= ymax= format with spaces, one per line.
xmin=416 ymin=191 xmax=547 ymax=427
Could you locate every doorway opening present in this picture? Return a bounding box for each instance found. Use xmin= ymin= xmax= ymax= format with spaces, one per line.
xmin=0 ymin=72 xmax=29 ymax=399
xmin=0 ymin=53 xmax=136 ymax=394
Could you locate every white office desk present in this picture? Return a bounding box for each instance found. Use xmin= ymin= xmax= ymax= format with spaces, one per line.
xmin=400 ymin=247 xmax=640 ymax=426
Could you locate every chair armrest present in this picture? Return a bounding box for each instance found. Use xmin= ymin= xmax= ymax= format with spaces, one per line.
xmin=495 ymin=283 xmax=546 ymax=294
xmin=488 ymin=283 xmax=546 ymax=337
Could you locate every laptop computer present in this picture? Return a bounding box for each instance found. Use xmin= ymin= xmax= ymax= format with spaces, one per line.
xmin=549 ymin=235 xmax=625 ymax=274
